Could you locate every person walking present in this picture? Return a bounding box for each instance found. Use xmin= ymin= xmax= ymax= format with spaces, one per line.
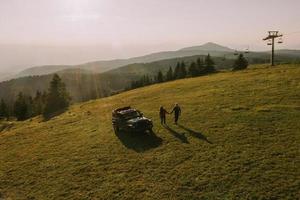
xmin=171 ymin=103 xmax=181 ymax=124
xmin=159 ymin=106 xmax=169 ymax=125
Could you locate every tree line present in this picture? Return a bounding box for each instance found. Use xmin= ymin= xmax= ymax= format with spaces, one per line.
xmin=130 ymin=54 xmax=216 ymax=89
xmin=0 ymin=74 xmax=70 ymax=121
xmin=0 ymin=54 xmax=248 ymax=121
xmin=130 ymin=53 xmax=248 ymax=89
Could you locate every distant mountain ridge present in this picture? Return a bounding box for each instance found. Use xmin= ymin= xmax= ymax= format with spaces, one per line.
xmin=0 ymin=54 xmax=237 ymax=104
xmin=179 ymin=42 xmax=234 ymax=52
xmin=3 ymin=43 xmax=300 ymax=82
xmin=5 ymin=43 xmax=236 ymax=81
xmin=1 ymin=49 xmax=300 ymax=106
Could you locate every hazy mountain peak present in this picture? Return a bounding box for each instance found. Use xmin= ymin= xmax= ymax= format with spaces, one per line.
xmin=179 ymin=42 xmax=234 ymax=52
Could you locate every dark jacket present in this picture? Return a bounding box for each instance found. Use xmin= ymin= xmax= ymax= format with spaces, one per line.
xmin=160 ymin=107 xmax=168 ymax=117
xmin=172 ymin=106 xmax=181 ymax=116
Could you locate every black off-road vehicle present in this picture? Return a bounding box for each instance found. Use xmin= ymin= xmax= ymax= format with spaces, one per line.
xmin=112 ymin=106 xmax=153 ymax=133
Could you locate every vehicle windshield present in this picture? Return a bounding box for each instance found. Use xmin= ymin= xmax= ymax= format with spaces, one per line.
xmin=123 ymin=111 xmax=141 ymax=120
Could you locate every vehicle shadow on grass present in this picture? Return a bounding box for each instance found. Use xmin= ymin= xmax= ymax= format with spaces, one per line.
xmin=114 ymin=130 xmax=163 ymax=153
xmin=178 ymin=124 xmax=212 ymax=144
xmin=163 ymin=124 xmax=189 ymax=144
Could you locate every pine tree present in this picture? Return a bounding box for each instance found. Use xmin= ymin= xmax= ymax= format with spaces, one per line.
xmin=180 ymin=62 xmax=187 ymax=78
xmin=157 ymin=70 xmax=164 ymax=83
xmin=174 ymin=62 xmax=181 ymax=79
xmin=43 ymin=74 xmax=70 ymax=117
xmin=188 ymin=62 xmax=198 ymax=77
xmin=166 ymin=67 xmax=173 ymax=81
xmin=144 ymin=75 xmax=149 ymax=85
xmin=196 ymin=58 xmax=204 ymax=75
xmin=27 ymin=95 xmax=34 ymax=117
xmin=14 ymin=92 xmax=28 ymax=121
xmin=143 ymin=74 xmax=151 ymax=86
xmin=233 ymin=54 xmax=248 ymax=71
xmin=42 ymin=91 xmax=48 ymax=104
xmin=33 ymin=91 xmax=44 ymax=115
xmin=204 ymin=54 xmax=216 ymax=73
xmin=0 ymin=99 xmax=9 ymax=120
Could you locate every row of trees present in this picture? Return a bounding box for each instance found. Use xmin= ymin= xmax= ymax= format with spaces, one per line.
xmin=13 ymin=91 xmax=47 ymax=120
xmin=0 ymin=54 xmax=248 ymax=121
xmin=131 ymin=53 xmax=248 ymax=89
xmin=131 ymin=54 xmax=216 ymax=89
xmin=0 ymin=74 xmax=70 ymax=121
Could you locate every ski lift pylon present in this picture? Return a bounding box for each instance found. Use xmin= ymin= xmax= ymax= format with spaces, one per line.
xmin=267 ymin=39 xmax=272 ymax=45
xmin=245 ymin=46 xmax=250 ymax=54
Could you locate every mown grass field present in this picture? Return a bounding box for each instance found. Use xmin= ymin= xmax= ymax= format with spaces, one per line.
xmin=0 ymin=64 xmax=300 ymax=199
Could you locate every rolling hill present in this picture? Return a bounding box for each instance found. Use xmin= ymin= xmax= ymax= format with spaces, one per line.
xmin=11 ymin=42 xmax=234 ymax=79
xmin=1 ymin=50 xmax=299 ymax=106
xmin=0 ymin=54 xmax=235 ymax=104
xmin=4 ymin=42 xmax=300 ymax=83
xmin=0 ymin=69 xmax=136 ymax=104
xmin=0 ymin=64 xmax=299 ymax=199
xmin=179 ymin=42 xmax=234 ymax=52
xmin=0 ymin=43 xmax=267 ymax=80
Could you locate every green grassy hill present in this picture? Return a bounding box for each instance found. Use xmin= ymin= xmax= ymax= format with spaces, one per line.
xmin=0 ymin=64 xmax=299 ymax=199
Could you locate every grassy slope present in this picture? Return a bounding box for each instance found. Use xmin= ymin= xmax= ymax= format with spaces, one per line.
xmin=0 ymin=64 xmax=299 ymax=200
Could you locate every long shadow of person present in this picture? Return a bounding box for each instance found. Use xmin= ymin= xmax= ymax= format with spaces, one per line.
xmin=178 ymin=124 xmax=212 ymax=144
xmin=114 ymin=129 xmax=163 ymax=153
xmin=163 ymin=124 xmax=189 ymax=144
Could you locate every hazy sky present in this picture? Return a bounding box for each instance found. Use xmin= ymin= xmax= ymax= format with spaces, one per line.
xmin=0 ymin=0 xmax=300 ymax=72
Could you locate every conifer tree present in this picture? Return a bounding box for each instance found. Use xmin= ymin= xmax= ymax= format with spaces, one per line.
xmin=174 ymin=62 xmax=181 ymax=79
xmin=166 ymin=67 xmax=173 ymax=81
xmin=143 ymin=74 xmax=151 ymax=85
xmin=204 ymin=54 xmax=216 ymax=73
xmin=33 ymin=91 xmax=44 ymax=115
xmin=43 ymin=74 xmax=70 ymax=117
xmin=14 ymin=92 xmax=28 ymax=121
xmin=27 ymin=95 xmax=34 ymax=118
xmin=179 ymin=61 xmax=187 ymax=78
xmin=188 ymin=62 xmax=198 ymax=77
xmin=233 ymin=54 xmax=248 ymax=71
xmin=0 ymin=99 xmax=9 ymax=120
xmin=196 ymin=57 xmax=204 ymax=75
xmin=157 ymin=70 xmax=164 ymax=83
